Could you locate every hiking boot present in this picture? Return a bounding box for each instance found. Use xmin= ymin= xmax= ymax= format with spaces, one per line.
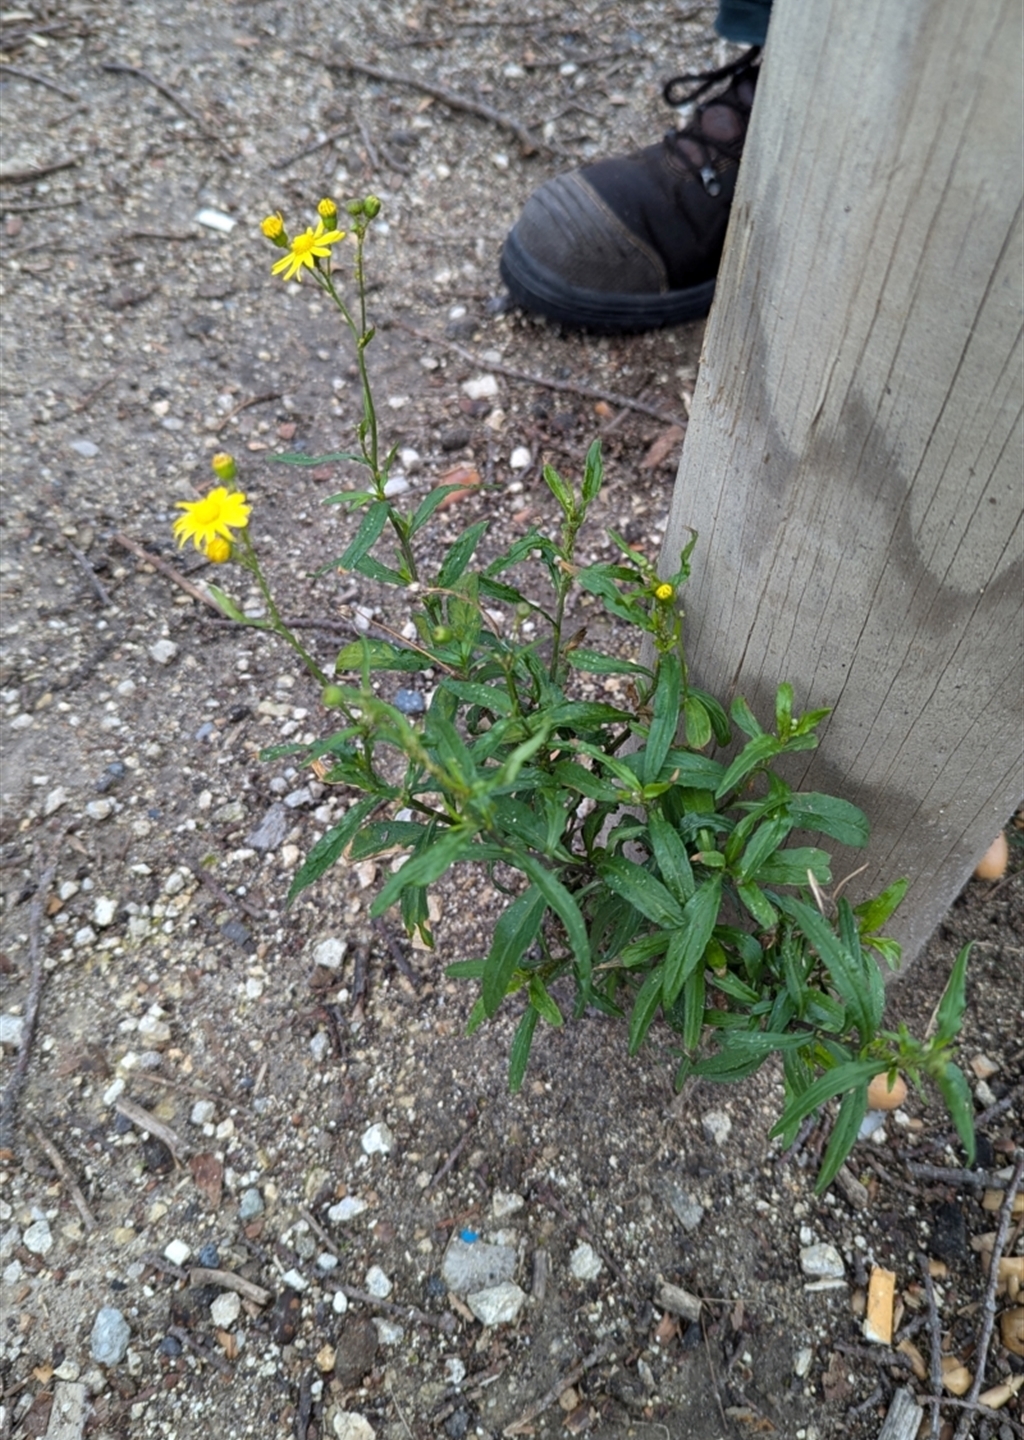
xmin=500 ymin=49 xmax=760 ymax=332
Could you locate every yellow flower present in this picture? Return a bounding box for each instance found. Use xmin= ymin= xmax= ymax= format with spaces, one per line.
xmin=173 ymin=487 xmax=251 ymax=551
xmin=260 ymin=212 xmax=287 ymax=246
xmin=271 ymin=218 xmax=346 ymax=282
xmin=211 ymin=452 xmax=237 ymax=481
xmin=654 ymin=582 xmax=674 ymax=602
xmin=317 ymin=197 xmax=338 ymax=226
xmin=205 ymin=536 xmax=233 ymax=564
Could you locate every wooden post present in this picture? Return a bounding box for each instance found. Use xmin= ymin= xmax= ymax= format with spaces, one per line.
xmin=660 ymin=0 xmax=1023 ymax=964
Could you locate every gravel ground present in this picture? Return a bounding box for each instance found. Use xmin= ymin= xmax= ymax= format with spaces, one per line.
xmin=1 ymin=3 xmax=1022 ymax=1439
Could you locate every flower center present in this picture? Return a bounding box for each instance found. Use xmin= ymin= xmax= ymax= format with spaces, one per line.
xmin=292 ymin=231 xmax=318 ymax=257
xmin=194 ymin=496 xmax=222 ymax=524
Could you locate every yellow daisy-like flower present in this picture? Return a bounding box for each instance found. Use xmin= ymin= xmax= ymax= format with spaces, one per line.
xmin=654 ymin=582 xmax=675 ymax=602
xmin=205 ymin=536 xmax=233 ymax=564
xmin=173 ymin=487 xmax=251 ymax=551
xmin=260 ymin=212 xmax=286 ymax=243
xmin=270 ymin=218 xmax=346 ymax=283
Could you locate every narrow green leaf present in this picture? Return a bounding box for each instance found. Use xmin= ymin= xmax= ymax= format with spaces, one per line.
xmin=736 ymin=816 xmax=795 ymax=881
xmin=648 ymin=811 xmax=695 ymax=904
xmin=815 ymin=1085 xmax=869 ymax=1192
xmin=286 ymin=796 xmax=378 ymax=902
xmin=528 ymin=976 xmax=564 ymax=1027
xmin=769 ymin=1058 xmax=881 ymax=1138
xmin=775 ymin=682 xmax=794 ymax=740
xmin=855 ymin=878 xmax=909 ymax=933
xmin=683 ymin=695 xmax=712 ymax=750
xmin=335 ymin=639 xmax=425 ymax=674
xmin=552 ymin=761 xmax=622 ymax=803
xmin=581 ymin=438 xmax=604 ymax=504
xmin=353 ymin=553 xmax=407 ymax=585
xmin=446 ymin=959 xmax=485 ymax=978
xmin=410 ymin=484 xmax=469 ymax=535
xmin=482 ymin=887 xmax=546 ymax=1017
xmin=348 ymin=820 xmax=427 ymax=860
xmin=599 ymin=854 xmax=685 ymax=929
xmin=338 ymin=499 xmax=390 ymax=569
xmin=790 ymin=792 xmax=870 ymax=848
xmin=628 ymin=969 xmax=664 ymax=1055
xmin=542 ymin=463 xmax=574 ymax=518
xmin=515 ymin=852 xmax=591 ymax=991
xmin=715 ymin=732 xmax=782 ymax=799
xmin=438 ymin=680 xmax=514 ymax=715
xmin=681 ymin=965 xmax=705 ymax=1050
xmin=689 ymin=687 xmax=732 ymax=745
xmin=508 ymin=1006 xmax=539 ymax=1092
xmin=736 ymin=880 xmax=778 ymax=930
xmin=730 ymin=695 xmax=765 ymax=738
xmin=567 ymin=649 xmax=653 ymax=677
xmin=437 ymin=520 xmax=489 ymax=588
xmin=661 ymin=876 xmax=722 ymax=1006
xmin=935 ymin=942 xmax=972 ymax=1044
xmin=754 ymin=847 xmax=832 ymax=886
xmin=936 ymin=1062 xmax=976 ymax=1164
xmin=644 ymin=661 xmax=682 ymax=783
xmin=206 ymin=584 xmax=247 ymax=623
xmin=776 ymin=895 xmax=872 ymax=1039
xmin=274 ymin=449 xmax=367 ymax=468
xmin=838 ymin=897 xmax=883 ymax=1034
xmin=371 ymin=824 xmax=475 ymax=915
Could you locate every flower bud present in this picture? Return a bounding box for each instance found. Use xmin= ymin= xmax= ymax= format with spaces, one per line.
xmin=654 ymin=582 xmax=674 ymax=602
xmin=346 ymin=199 xmax=365 ymax=217
xmin=317 ymin=197 xmax=338 ymax=227
xmin=205 ymin=536 xmax=233 ymax=564
xmin=260 ymin=212 xmax=288 ymax=247
xmin=211 ymin=452 xmax=237 ymax=481
xmin=321 ymin=684 xmax=347 ymax=710
xmin=363 ymin=195 xmax=381 ymax=219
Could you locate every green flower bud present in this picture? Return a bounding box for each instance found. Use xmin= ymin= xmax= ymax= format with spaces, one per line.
xmin=363 ymin=195 xmax=381 ymax=219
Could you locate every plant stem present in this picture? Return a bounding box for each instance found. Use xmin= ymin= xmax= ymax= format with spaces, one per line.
xmin=238 ymin=532 xmax=329 ymax=686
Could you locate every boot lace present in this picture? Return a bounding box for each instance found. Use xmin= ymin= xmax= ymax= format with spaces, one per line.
xmin=661 ymin=47 xmax=761 ymax=196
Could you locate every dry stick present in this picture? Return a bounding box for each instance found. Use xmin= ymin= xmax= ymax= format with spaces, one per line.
xmin=61 ymin=534 xmax=113 ymax=607
xmin=73 ymin=371 xmax=120 ymax=413
xmin=905 ymin=1161 xmax=1005 ymax=1190
xmin=272 ymin=123 xmax=350 ymax=170
xmin=211 ymin=389 xmax=282 ymax=434
xmin=114 ymin=1097 xmax=188 ymax=1163
xmin=332 ymin=1282 xmax=451 ymax=1329
xmin=371 ymin=915 xmax=421 ymax=989
xmin=111 ymin=531 xmax=222 ymax=612
xmin=27 ymin=1124 xmax=98 ymax=1232
xmin=918 ymin=1253 xmax=944 ymax=1440
xmin=166 ymin=1324 xmax=233 ymax=1375
xmin=99 ymin=62 xmax=218 ymax=140
xmin=392 ymin=319 xmax=689 ymax=428
xmin=0 ymin=64 xmax=80 ymax=101
xmin=952 ymin=1149 xmax=1024 ymax=1440
xmin=426 ymin=1114 xmax=479 ymax=1193
xmin=0 ymin=832 xmax=64 ymax=1129
xmin=0 ymin=156 xmax=79 ymax=184
xmin=328 ymin=55 xmax=573 ymax=159
xmin=188 ymin=1266 xmax=272 ymax=1306
xmin=502 ymin=1338 xmax=614 ymax=1436
xmin=700 ymin=1311 xmax=731 ymax=1435
xmin=180 ymin=852 xmax=265 ymax=921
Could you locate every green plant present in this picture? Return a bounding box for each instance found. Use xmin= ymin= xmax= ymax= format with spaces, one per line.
xmin=178 ymin=197 xmax=976 ymax=1192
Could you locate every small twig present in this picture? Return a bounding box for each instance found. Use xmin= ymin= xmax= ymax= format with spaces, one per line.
xmin=0 ymin=156 xmax=79 ymax=184
xmin=297 ymin=1205 xmax=340 ymax=1259
xmin=188 ymin=1266 xmax=272 ymax=1306
xmin=99 ymin=62 xmax=218 ymax=140
xmin=110 ymin=531 xmax=223 ymax=612
xmin=330 ymin=1282 xmax=451 ymax=1329
xmin=355 ymin=114 xmax=381 ymax=172
xmin=0 ymin=830 xmax=65 ymax=1128
xmin=372 ymin=916 xmax=421 ymax=989
xmin=502 ymin=1339 xmax=614 ymax=1435
xmin=905 ymin=1161 xmax=1005 ymax=1190
xmin=27 ymin=1124 xmax=97 ymax=1231
xmin=141 ymin=1250 xmax=189 ymax=1280
xmin=117 ymin=229 xmax=200 ymax=243
xmin=918 ymin=1253 xmax=944 ymax=1440
xmin=533 ymin=1184 xmax=641 ymax=1315
xmin=350 ymin=941 xmax=369 ymax=1016
xmin=700 ymin=1310 xmax=730 ymax=1435
xmin=426 ymin=1112 xmax=479 ymax=1193
xmin=392 ymin=319 xmax=688 ymax=427
xmin=114 ymin=1096 xmax=188 ymax=1163
xmin=272 ymin=123 xmax=351 ymax=170
xmin=180 ymin=852 xmax=265 ymax=921
xmin=211 ymin=389 xmax=282 ymax=434
xmin=0 ymin=64 xmax=80 ymax=101
xmin=386 ymin=1372 xmax=416 ymax=1440
xmin=847 ymin=1383 xmax=885 ymax=1418
xmin=295 ymin=1368 xmax=314 ymax=1440
xmin=72 ymin=371 xmax=120 ymax=413
xmin=166 ymin=1323 xmax=233 ymax=1374
xmin=951 ymin=1150 xmax=1024 ymax=1440
xmin=60 ymin=534 xmax=113 ymax=606
xmin=328 ymin=55 xmax=572 ymax=159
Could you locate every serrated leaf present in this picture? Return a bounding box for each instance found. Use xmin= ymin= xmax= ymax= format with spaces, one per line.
xmin=508 ymin=1006 xmax=539 ymax=1092
xmin=287 ymin=796 xmax=378 ymax=902
xmin=482 ymin=886 xmax=547 ymax=1017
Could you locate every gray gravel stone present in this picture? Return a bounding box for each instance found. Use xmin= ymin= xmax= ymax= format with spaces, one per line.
xmin=466 ymin=1280 xmax=526 ymax=1326
xmin=238 ymin=1187 xmax=264 ymax=1220
xmin=442 ymin=1237 xmax=516 ymax=1296
xmin=799 ymin=1243 xmax=845 ymax=1280
xmin=90 ymin=1306 xmax=131 ymax=1365
xmin=23 ymin=1219 xmax=53 ymax=1256
xmin=245 ymin=803 xmax=289 ymax=851
xmin=148 ymin=639 xmax=179 ymax=666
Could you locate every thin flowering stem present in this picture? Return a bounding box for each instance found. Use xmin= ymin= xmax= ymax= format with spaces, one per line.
xmin=236 ymin=531 xmax=330 ymax=687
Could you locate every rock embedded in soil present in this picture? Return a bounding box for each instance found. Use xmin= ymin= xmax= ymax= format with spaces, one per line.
xmin=800 ymin=1243 xmax=845 ymax=1280
xmin=360 ymin=1121 xmax=394 ymax=1155
xmin=334 ymin=1316 xmax=378 ymax=1388
xmin=466 ymin=1280 xmax=527 ymax=1326
xmin=569 ymin=1241 xmax=603 ymax=1280
xmin=23 ymin=1219 xmax=53 ymax=1256
xmin=441 ymin=1236 xmax=516 ymax=1295
xmin=90 ymin=1306 xmax=131 ymax=1365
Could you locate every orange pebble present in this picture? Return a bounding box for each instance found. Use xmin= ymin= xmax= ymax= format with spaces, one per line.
xmin=974 ymin=832 xmax=1008 ymax=880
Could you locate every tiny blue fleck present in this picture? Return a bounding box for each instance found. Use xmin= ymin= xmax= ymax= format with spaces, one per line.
xmin=460 ymin=1229 xmax=478 ymax=1244
xmin=394 ymin=687 xmax=425 ymax=716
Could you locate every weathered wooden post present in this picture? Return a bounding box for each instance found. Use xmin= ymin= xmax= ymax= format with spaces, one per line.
xmin=660 ymin=0 xmax=1023 ymax=963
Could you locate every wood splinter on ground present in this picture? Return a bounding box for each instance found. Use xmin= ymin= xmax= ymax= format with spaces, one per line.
xmin=862 ymin=1265 xmax=896 ymax=1345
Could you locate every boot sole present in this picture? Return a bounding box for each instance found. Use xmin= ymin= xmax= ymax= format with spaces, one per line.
xmin=500 ymin=231 xmax=716 ymax=334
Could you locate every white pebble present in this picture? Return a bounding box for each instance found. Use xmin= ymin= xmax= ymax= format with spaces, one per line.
xmin=93 ymin=896 xmax=117 ymax=928
xmin=210 ymin=1291 xmax=241 ymax=1328
xmin=364 ymin=1265 xmax=392 ymax=1298
xmin=148 ymin=639 xmax=179 ymax=666
xmin=164 ymin=1239 xmax=190 ymax=1267
xmin=85 ymin=799 xmax=113 ymax=821
xmin=190 ymin=1100 xmax=216 ymax=1126
xmin=44 ymin=787 xmax=68 ymax=816
xmin=569 ymin=1241 xmax=603 ymax=1281
xmin=327 ymin=1196 xmax=367 ymax=1223
xmin=461 ymin=374 xmax=499 ymax=400
xmin=23 ymin=1220 xmax=53 ymax=1256
xmin=509 ymin=447 xmax=532 ymax=470
xmin=361 ymin=1122 xmax=394 ymax=1156
xmin=702 ymin=1109 xmax=732 ymax=1146
xmin=0 ymin=1015 xmax=26 ymax=1049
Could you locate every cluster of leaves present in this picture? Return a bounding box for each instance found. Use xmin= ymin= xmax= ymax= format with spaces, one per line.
xmin=269 ymin=441 xmax=975 ymax=1191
